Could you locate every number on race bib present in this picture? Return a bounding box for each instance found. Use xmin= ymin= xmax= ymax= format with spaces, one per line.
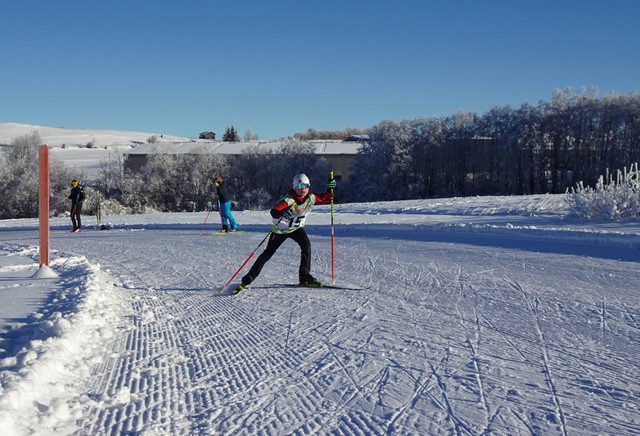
xmin=289 ymin=215 xmax=306 ymax=228
xmin=275 ymin=215 xmax=307 ymax=230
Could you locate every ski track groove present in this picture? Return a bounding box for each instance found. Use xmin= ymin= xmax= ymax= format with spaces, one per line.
xmin=515 ymin=282 xmax=569 ymax=436
xmin=479 ymin=314 xmax=529 ymax=363
xmin=469 ymin=307 xmax=491 ymax=428
xmin=427 ymin=361 xmax=474 ymax=435
xmin=385 ymin=365 xmax=436 ymax=434
xmin=608 ymin=289 xmax=640 ymax=336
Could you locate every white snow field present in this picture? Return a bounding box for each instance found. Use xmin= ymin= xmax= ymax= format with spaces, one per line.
xmin=1 ymin=194 xmax=640 ymax=435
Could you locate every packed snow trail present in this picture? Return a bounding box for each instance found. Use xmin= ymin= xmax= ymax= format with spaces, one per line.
xmin=41 ymin=221 xmax=640 ymax=435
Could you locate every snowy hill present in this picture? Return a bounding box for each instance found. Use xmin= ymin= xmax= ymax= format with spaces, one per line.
xmin=0 ymin=122 xmax=188 ymax=148
xmin=0 ymin=123 xmax=190 ymax=177
xmin=1 ymin=196 xmax=640 ymax=434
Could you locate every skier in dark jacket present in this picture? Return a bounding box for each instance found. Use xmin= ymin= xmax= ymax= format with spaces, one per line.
xmin=232 ymin=173 xmax=336 ymax=294
xmin=213 ymin=175 xmax=238 ymax=232
xmin=67 ymin=179 xmax=85 ymax=232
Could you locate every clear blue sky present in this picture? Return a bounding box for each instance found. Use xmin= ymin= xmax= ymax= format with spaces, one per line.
xmin=2 ymin=0 xmax=639 ymax=140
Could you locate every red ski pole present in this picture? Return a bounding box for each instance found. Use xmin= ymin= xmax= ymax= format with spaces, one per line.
xmin=220 ymin=222 xmax=279 ymax=292
xmin=198 ymin=209 xmax=211 ymax=236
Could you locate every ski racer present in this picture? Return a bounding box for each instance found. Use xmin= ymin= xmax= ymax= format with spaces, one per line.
xmin=232 ymin=173 xmax=337 ymax=294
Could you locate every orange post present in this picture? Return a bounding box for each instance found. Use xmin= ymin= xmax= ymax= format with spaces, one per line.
xmin=38 ymin=145 xmax=50 ymax=266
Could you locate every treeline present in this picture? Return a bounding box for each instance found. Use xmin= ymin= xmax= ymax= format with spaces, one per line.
xmin=1 ymin=89 xmax=639 ymax=219
xmin=344 ymin=89 xmax=640 ymax=202
xmin=292 ymin=127 xmax=367 ymax=141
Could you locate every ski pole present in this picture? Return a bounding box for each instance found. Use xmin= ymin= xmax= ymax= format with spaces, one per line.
xmin=96 ymin=199 xmax=102 ymax=226
xmin=217 ymin=197 xmax=225 ymax=231
xmin=329 ymin=170 xmax=335 ymax=285
xmin=212 ymin=177 xmax=224 ymax=231
xmin=222 ymin=222 xmax=279 ymax=290
xmin=198 ymin=209 xmax=211 ymax=236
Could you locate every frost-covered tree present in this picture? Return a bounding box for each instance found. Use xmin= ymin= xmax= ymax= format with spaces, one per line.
xmin=95 ymin=150 xmax=125 ymax=197
xmin=243 ymin=129 xmax=259 ymax=141
xmin=408 ymin=116 xmax=446 ymax=198
xmin=183 ymin=150 xmax=229 ymax=211
xmin=0 ymin=131 xmax=77 ymax=218
xmin=232 ymin=141 xmax=329 ymax=208
xmin=292 ymin=127 xmax=367 ymax=141
xmin=567 ymin=163 xmax=640 ymax=220
xmin=120 ymin=173 xmax=150 ymax=214
xmin=0 ymin=132 xmax=41 ymax=218
xmin=346 ymin=120 xmax=413 ymax=201
xmin=118 ymin=148 xmax=230 ymax=212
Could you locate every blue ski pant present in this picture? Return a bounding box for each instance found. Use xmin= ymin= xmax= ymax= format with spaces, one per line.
xmin=219 ymin=200 xmax=237 ymax=230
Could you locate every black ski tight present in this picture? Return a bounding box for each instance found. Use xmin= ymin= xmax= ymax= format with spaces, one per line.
xmin=71 ymin=203 xmax=82 ymax=230
xmin=243 ymin=228 xmax=311 ymax=285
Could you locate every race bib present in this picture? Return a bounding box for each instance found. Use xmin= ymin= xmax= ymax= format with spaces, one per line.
xmin=273 ymin=215 xmax=307 ymax=231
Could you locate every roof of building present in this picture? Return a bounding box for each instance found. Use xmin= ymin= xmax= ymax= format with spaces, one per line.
xmin=125 ymin=140 xmax=364 ymax=156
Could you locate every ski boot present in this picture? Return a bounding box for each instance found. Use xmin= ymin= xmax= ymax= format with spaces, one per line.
xmin=299 ymin=276 xmax=322 ymax=287
xmin=232 ymin=284 xmax=249 ymax=295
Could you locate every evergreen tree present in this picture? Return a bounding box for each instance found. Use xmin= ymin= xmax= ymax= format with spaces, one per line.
xmin=223 ymin=126 xmax=240 ymax=142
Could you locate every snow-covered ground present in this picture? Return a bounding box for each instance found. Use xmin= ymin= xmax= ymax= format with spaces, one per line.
xmin=1 ymin=194 xmax=640 ymax=435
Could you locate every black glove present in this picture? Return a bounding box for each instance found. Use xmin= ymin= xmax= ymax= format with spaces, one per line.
xmin=326 ymin=179 xmax=337 ymax=190
xmin=281 ymin=208 xmax=293 ymax=219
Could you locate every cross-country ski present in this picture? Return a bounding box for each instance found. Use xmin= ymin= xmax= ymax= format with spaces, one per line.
xmin=272 ymin=283 xmax=367 ymax=291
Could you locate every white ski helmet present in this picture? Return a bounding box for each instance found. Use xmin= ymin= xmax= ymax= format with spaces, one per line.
xmin=292 ymin=173 xmax=310 ymax=188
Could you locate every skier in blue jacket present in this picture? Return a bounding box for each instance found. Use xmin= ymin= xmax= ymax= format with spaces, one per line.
xmin=213 ymin=176 xmax=238 ymax=232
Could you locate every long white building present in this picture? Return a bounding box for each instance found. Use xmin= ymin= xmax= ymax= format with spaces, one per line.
xmin=124 ymin=138 xmax=367 ymax=180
